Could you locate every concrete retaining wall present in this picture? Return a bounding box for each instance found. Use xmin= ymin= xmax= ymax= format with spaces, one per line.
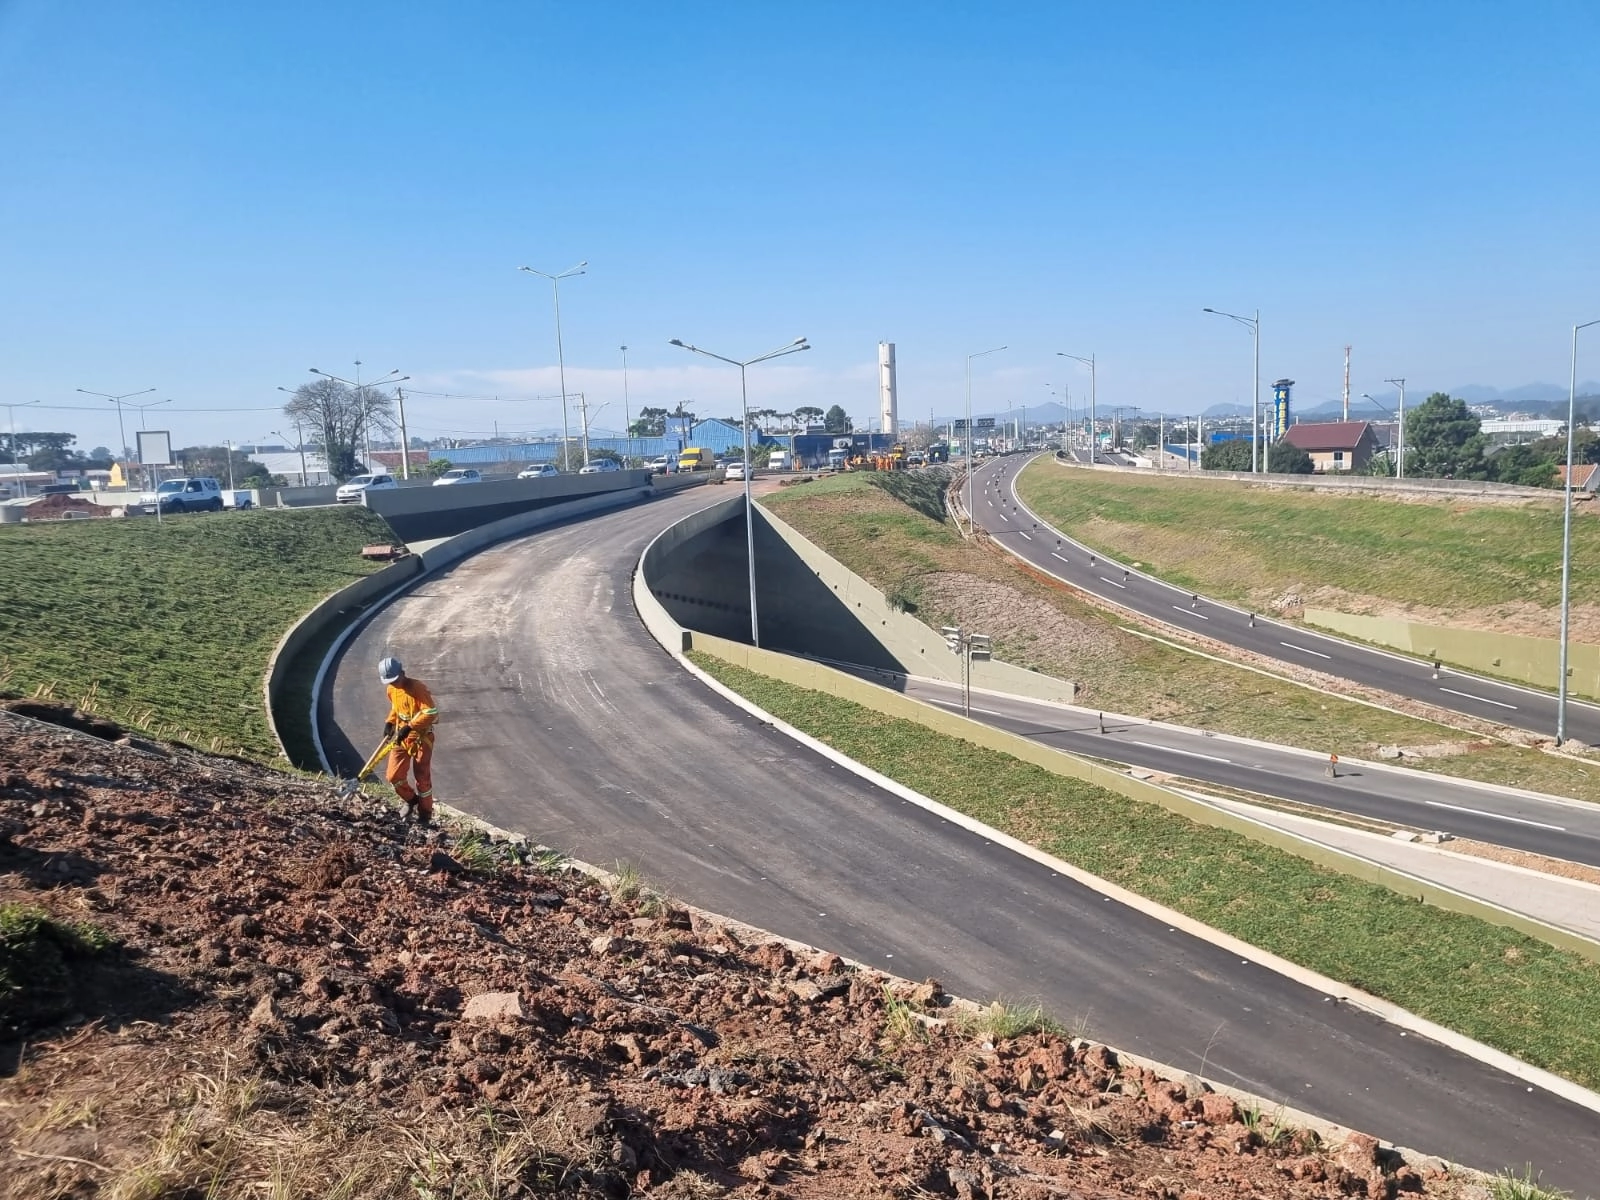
xmin=1304 ymin=608 xmax=1598 ymax=701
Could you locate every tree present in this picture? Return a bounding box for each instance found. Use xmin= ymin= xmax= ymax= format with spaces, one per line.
xmin=1267 ymin=441 xmax=1314 ymax=474
xmin=417 ymin=458 xmax=453 ymax=480
xmin=1403 ymin=392 xmax=1487 ymax=479
xmin=824 ymin=404 xmax=852 ymax=434
xmin=1201 ymin=439 xmax=1253 ymax=472
xmin=1489 ymin=441 xmax=1562 ymax=488
xmin=794 ymin=405 xmax=825 ymax=429
xmin=178 ymin=445 xmax=273 ymax=488
xmin=282 ymin=379 xmax=396 ymax=482
xmin=631 ymin=406 xmax=668 ymax=438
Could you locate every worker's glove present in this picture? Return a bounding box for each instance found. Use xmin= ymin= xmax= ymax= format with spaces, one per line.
xmin=400 ymin=730 xmax=421 ymax=756
xmin=383 ymin=719 xmax=397 ymax=740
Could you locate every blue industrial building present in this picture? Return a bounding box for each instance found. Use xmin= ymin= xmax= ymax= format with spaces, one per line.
xmin=430 ymin=419 xmax=781 ymax=467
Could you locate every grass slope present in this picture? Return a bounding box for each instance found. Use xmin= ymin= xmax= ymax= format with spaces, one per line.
xmin=0 ymin=508 xmax=395 ymax=757
xmin=762 ymin=472 xmax=1600 ymax=802
xmin=1013 ymin=461 xmax=1600 ymax=616
xmin=693 ymin=655 xmax=1600 ymax=1091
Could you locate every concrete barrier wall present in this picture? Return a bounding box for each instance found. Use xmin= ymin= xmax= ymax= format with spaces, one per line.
xmin=1304 ymin=608 xmax=1599 ymax=701
xmin=686 ymin=630 xmax=1600 ymax=964
xmin=756 ymin=503 xmax=1078 ymax=702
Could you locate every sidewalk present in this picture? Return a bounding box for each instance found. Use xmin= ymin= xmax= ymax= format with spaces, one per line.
xmin=1191 ymin=792 xmax=1600 ymax=946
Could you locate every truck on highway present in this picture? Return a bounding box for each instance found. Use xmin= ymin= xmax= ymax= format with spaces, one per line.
xmin=676 ymin=447 xmax=717 ymax=472
xmin=767 ymin=449 xmax=790 ymax=471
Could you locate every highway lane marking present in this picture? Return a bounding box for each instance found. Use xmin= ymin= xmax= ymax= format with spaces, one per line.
xmin=1279 ymin=640 xmax=1333 ymax=660
xmin=1423 ymin=800 xmax=1565 ymax=832
xmin=986 ymin=500 xmax=994 ymax=506
xmin=1127 ymin=739 xmax=1232 ymax=764
xmin=1000 ymin=512 xmax=1010 ymax=521
xmin=1051 ymin=552 xmax=1070 ymax=564
xmin=1438 ymin=686 xmax=1519 ymax=711
xmin=1099 ymin=576 xmax=1127 ymax=589
xmin=1019 ymin=530 xmax=1033 ymax=540
xmin=1173 ymin=605 xmax=1209 ymax=620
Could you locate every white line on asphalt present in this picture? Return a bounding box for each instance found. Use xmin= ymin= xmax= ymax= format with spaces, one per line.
xmin=986 ymin=500 xmax=993 ymax=506
xmin=1051 ymin=552 xmax=1070 ymax=564
xmin=1438 ymin=686 xmax=1519 ymax=711
xmin=1000 ymin=512 xmax=1010 ymax=521
xmin=1128 ymin=739 xmax=1232 ymax=764
xmin=1100 ymin=576 xmax=1126 ymax=589
xmin=1423 ymin=800 xmax=1565 ymax=832
xmin=1279 ymin=641 xmax=1333 ymax=660
xmin=1019 ymin=530 xmax=1033 ymax=540
xmin=1173 ymin=605 xmax=1210 ymax=620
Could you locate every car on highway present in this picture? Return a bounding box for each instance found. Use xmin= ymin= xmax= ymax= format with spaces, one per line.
xmin=335 ymin=473 xmax=398 ymax=502
xmin=725 ymin=460 xmax=749 ymax=481
xmin=136 ymin=476 xmax=225 ymax=514
xmin=432 ymin=468 xmax=483 ymax=486
xmin=517 ymin=464 xmax=560 ymax=479
xmin=646 ymin=457 xmax=673 ymax=474
xmin=578 ymin=458 xmax=621 ymax=474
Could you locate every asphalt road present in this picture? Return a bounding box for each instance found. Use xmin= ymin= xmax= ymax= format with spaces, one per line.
xmin=872 ymin=676 xmax=1600 ymax=866
xmin=971 ymin=455 xmax=1600 ymax=746
xmin=321 ymin=487 xmax=1600 ymax=1189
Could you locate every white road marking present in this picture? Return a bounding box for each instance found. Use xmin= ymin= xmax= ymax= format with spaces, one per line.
xmin=1000 ymin=512 xmax=1010 ymax=521
xmin=1100 ymin=576 xmax=1126 ymax=589
xmin=1438 ymin=686 xmax=1519 ymax=711
xmin=1173 ymin=605 xmax=1210 ymax=620
xmin=986 ymin=499 xmax=994 ymax=506
xmin=1019 ymin=530 xmax=1033 ymax=540
xmin=1051 ymin=552 xmax=1070 ymax=564
xmin=1424 ymin=800 xmax=1565 ymax=832
xmin=1280 ymin=640 xmax=1332 ymax=660
xmin=1128 ymin=739 xmax=1232 ymax=764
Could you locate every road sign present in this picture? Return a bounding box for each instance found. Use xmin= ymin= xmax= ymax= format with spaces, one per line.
xmin=976 ymin=417 xmax=996 ymax=429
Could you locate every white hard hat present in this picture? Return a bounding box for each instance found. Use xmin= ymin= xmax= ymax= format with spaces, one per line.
xmin=378 ymin=656 xmax=404 ymax=684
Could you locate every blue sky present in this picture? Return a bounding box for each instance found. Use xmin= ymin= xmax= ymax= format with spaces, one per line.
xmin=2 ymin=1 xmax=1598 ymax=453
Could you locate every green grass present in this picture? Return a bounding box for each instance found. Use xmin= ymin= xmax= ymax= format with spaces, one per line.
xmin=0 ymin=903 xmax=114 ymax=1034
xmin=1014 ymin=459 xmax=1600 ymax=616
xmin=0 ymin=507 xmax=396 ymax=758
xmin=691 ymin=655 xmax=1600 ymax=1091
xmin=762 ymin=472 xmax=1600 ymax=802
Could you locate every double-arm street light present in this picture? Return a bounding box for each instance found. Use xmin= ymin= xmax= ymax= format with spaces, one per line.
xmin=1558 ymin=319 xmax=1600 ymax=746
xmin=965 ymin=346 xmax=1007 ymax=533
xmin=77 ymin=386 xmax=155 ymax=487
xmin=1384 ymin=377 xmax=1407 ymax=480
xmin=4 ymin=399 xmax=41 ymax=498
xmin=1202 ymin=308 xmax=1261 ymax=473
xmin=1058 ymin=352 xmax=1096 ymax=462
xmin=519 ymin=262 xmax=587 ymax=468
xmin=669 ymin=336 xmax=811 ymax=648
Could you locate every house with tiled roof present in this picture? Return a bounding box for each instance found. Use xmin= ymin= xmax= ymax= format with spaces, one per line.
xmin=1557 ymin=463 xmax=1599 ymax=492
xmin=1280 ymin=420 xmax=1380 ymax=473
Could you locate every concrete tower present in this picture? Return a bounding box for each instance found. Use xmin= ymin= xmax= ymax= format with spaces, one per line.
xmin=878 ymin=342 xmax=898 ymax=438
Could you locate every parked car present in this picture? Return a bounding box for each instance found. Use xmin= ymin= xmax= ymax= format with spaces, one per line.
xmin=725 ymin=460 xmax=749 ymax=481
xmin=646 ymin=457 xmax=673 ymax=475
xmin=517 ymin=463 xmax=560 ymax=479
xmin=578 ymin=458 xmax=621 ymax=474
xmin=137 ymin=476 xmax=225 ymax=514
xmin=432 ymin=468 xmax=483 ymax=486
xmin=335 ymin=473 xmax=398 ymax=502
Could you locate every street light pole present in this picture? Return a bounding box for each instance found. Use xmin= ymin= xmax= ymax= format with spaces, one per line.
xmin=307 ymin=367 xmax=408 ymax=476
xmin=1558 ymin=319 xmax=1600 ymax=746
xmin=669 ymin=336 xmax=811 ymax=648
xmin=1059 ymin=353 xmax=1095 ymax=463
xmin=76 ymin=386 xmax=154 ymax=491
xmin=620 ymin=345 xmax=632 ymax=466
xmin=4 ymin=399 xmax=41 ymax=498
xmin=1202 ymin=308 xmax=1261 ymax=473
xmin=965 ymin=345 xmax=1007 ymax=534
xmin=519 ymin=262 xmax=587 ymax=470
xmin=1384 ymin=378 xmax=1407 ymax=479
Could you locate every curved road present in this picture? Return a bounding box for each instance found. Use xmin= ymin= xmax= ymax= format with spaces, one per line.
xmin=321 ymin=487 xmax=1600 ymax=1190
xmin=972 ymin=455 xmax=1600 ymax=746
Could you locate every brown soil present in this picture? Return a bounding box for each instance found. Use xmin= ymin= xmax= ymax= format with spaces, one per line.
xmin=20 ymin=494 xmax=109 ymax=519
xmin=0 ymin=707 xmax=1485 ymax=1198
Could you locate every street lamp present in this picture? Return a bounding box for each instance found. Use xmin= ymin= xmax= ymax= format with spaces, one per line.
xmin=271 ymin=426 xmax=309 ymax=486
xmin=1059 ymin=353 xmax=1096 ymax=463
xmin=76 ymin=386 xmax=154 ymax=490
xmin=307 ymin=365 xmax=408 ymax=474
xmin=3 ymin=399 xmax=41 ymax=498
xmin=620 ymin=345 xmax=632 ymax=466
xmin=965 ymin=345 xmax=1007 ymax=534
xmin=1558 ymin=319 xmax=1600 ymax=746
xmin=1202 ymin=308 xmax=1261 ymax=473
xmin=519 ymin=262 xmax=587 ymax=470
xmin=669 ymin=336 xmax=810 ymax=648
xmin=1384 ymin=378 xmax=1407 ymax=479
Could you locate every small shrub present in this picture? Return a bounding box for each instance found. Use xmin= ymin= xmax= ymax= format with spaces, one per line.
xmin=0 ymin=903 xmax=114 ymax=1033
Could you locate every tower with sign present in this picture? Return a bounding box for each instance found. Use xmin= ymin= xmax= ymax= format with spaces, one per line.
xmin=1272 ymin=379 xmax=1295 ymax=440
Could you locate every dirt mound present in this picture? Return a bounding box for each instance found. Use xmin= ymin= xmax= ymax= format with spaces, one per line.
xmin=0 ymin=712 xmax=1479 ymax=1197
xmin=21 ymin=493 xmax=109 ymax=518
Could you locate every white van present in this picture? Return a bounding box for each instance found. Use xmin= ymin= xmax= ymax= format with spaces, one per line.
xmin=767 ymin=450 xmax=790 ymax=471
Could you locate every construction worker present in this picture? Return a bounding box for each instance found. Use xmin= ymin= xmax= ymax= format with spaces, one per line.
xmin=378 ymin=656 xmax=439 ymax=824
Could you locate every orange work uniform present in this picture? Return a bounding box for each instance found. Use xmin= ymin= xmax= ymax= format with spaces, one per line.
xmin=384 ymin=677 xmax=439 ymax=818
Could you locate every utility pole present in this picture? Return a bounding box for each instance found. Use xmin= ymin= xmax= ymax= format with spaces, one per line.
xmin=396 ymin=387 xmax=411 ymax=479
xmin=942 ymin=625 xmax=992 ymax=717
xmin=1385 ymin=377 xmax=1407 ymax=478
xmin=576 ymin=392 xmax=592 ymax=468
xmin=1342 ymin=345 xmax=1351 ymax=422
